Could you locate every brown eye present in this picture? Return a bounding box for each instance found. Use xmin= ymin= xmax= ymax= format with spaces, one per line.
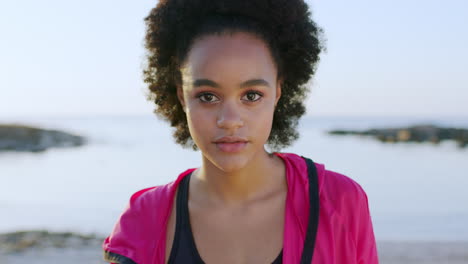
xmin=197 ymin=92 xmax=219 ymax=103
xmin=202 ymin=94 xmax=214 ymax=101
xmin=242 ymin=91 xmax=262 ymax=102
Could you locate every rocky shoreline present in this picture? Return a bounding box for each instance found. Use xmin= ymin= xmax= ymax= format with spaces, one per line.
xmin=0 ymin=124 xmax=86 ymax=152
xmin=0 ymin=230 xmax=106 ymax=264
xmin=1 ymin=230 xmax=468 ymax=264
xmin=328 ymin=124 xmax=468 ymax=148
xmin=0 ymin=230 xmax=103 ymax=255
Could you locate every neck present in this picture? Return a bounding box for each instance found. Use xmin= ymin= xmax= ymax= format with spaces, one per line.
xmin=193 ymin=150 xmax=286 ymax=205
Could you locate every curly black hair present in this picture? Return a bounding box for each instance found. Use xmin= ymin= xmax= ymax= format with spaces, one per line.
xmin=144 ymin=0 xmax=325 ymax=150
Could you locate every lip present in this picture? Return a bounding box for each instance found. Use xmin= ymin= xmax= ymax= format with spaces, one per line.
xmin=213 ymin=136 xmax=248 ymax=143
xmin=213 ymin=136 xmax=248 ymax=153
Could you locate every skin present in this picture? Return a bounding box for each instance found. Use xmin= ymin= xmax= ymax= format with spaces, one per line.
xmin=165 ymin=31 xmax=288 ymax=264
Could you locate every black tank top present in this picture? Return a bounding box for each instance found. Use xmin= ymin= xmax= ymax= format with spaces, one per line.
xmin=167 ymin=172 xmax=283 ymax=264
xmin=103 ymin=157 xmax=318 ymax=264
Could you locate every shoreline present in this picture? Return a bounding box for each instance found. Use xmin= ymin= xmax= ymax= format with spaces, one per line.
xmin=377 ymin=240 xmax=468 ymax=264
xmin=1 ymin=230 xmax=468 ymax=263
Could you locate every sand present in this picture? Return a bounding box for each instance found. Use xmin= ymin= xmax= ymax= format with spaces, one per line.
xmin=377 ymin=241 xmax=468 ymax=264
xmin=1 ymin=238 xmax=467 ymax=263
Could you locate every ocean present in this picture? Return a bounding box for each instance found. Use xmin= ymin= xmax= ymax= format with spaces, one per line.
xmin=1 ymin=115 xmax=467 ymax=242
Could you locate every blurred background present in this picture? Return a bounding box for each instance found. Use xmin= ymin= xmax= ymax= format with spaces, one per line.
xmin=1 ymin=0 xmax=467 ymax=263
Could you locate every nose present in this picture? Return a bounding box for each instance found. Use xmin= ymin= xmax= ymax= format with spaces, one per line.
xmin=217 ymin=100 xmax=244 ymax=130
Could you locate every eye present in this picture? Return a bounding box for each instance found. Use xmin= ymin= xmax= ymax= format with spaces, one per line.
xmin=197 ymin=92 xmax=219 ymax=103
xmin=242 ymin=91 xmax=263 ymax=102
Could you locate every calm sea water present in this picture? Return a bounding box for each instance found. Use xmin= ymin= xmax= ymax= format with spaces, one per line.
xmin=1 ymin=115 xmax=467 ymax=242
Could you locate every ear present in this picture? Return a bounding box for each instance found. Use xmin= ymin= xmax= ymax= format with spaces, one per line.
xmin=275 ymin=78 xmax=282 ymax=107
xmin=177 ymin=86 xmax=186 ymax=112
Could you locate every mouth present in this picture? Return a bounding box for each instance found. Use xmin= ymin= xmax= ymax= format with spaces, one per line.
xmin=215 ymin=142 xmax=248 ymax=153
xmin=213 ymin=136 xmax=248 ymax=153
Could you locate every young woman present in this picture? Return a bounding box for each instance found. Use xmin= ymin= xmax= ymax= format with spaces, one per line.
xmin=102 ymin=0 xmax=379 ymax=263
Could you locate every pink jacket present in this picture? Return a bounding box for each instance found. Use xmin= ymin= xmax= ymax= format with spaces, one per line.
xmin=102 ymin=152 xmax=379 ymax=263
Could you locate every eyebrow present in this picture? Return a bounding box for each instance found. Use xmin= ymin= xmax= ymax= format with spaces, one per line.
xmin=192 ymin=79 xmax=271 ymax=89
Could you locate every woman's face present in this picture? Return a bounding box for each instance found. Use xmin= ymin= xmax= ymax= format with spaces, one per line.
xmin=177 ymin=31 xmax=281 ymax=172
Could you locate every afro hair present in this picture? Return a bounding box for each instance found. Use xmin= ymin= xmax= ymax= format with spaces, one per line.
xmin=144 ymin=0 xmax=325 ymax=150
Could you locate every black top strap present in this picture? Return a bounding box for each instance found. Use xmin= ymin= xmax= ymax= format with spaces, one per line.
xmin=300 ymin=156 xmax=320 ymax=264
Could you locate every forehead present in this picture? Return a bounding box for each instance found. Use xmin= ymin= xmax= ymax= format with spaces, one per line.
xmin=181 ymin=32 xmax=277 ymax=81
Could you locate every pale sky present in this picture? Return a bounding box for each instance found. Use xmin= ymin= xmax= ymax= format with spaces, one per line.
xmin=1 ymin=0 xmax=467 ymax=118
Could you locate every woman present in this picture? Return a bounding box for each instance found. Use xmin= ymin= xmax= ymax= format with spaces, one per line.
xmin=102 ymin=0 xmax=379 ymax=263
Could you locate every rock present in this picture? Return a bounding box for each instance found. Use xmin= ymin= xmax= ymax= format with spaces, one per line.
xmin=328 ymin=124 xmax=468 ymax=148
xmin=0 ymin=230 xmax=103 ymax=254
xmin=0 ymin=124 xmax=86 ymax=152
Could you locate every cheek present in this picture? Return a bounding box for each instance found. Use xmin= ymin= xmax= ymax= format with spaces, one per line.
xmin=250 ymin=105 xmax=275 ymax=142
xmin=185 ymin=107 xmax=214 ymax=142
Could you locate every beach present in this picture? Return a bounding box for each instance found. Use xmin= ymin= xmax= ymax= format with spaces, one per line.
xmin=1 ymin=230 xmax=467 ymax=264
xmin=2 ymin=241 xmax=468 ymax=263
xmin=1 ymin=116 xmax=467 ymax=263
xmin=377 ymin=241 xmax=468 ymax=264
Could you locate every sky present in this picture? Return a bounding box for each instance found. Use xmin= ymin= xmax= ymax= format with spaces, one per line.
xmin=0 ymin=0 xmax=467 ymax=118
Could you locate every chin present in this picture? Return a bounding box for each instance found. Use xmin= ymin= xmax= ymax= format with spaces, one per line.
xmin=202 ymin=146 xmax=255 ymax=173
xmin=211 ymin=154 xmax=250 ymax=172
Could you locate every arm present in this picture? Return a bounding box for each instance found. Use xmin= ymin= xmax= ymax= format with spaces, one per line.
xmin=355 ymin=188 xmax=379 ymax=264
xmin=102 ymin=187 xmax=157 ymax=264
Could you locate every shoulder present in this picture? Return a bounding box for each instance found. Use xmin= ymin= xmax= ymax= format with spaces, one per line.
xmin=128 ymin=183 xmax=173 ymax=211
xmin=315 ymin=163 xmax=378 ymax=262
xmin=319 ymin=169 xmax=379 ymax=264
xmin=276 ymin=153 xmax=378 ymax=261
xmin=316 ymin=163 xmax=374 ymax=240
xmin=315 ymin=161 xmax=370 ymax=218
xmin=102 ymin=168 xmax=196 ymax=263
xmin=120 ymin=167 xmax=197 ymax=216
xmin=277 ymin=152 xmax=370 ymax=216
xmin=320 ymin=166 xmax=368 ymax=204
xmin=276 ymin=152 xmax=368 ymax=198
xmin=278 ymin=152 xmax=369 ymax=214
xmin=105 ymin=173 xmax=187 ymax=231
xmin=101 ymin=184 xmax=171 ymax=263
